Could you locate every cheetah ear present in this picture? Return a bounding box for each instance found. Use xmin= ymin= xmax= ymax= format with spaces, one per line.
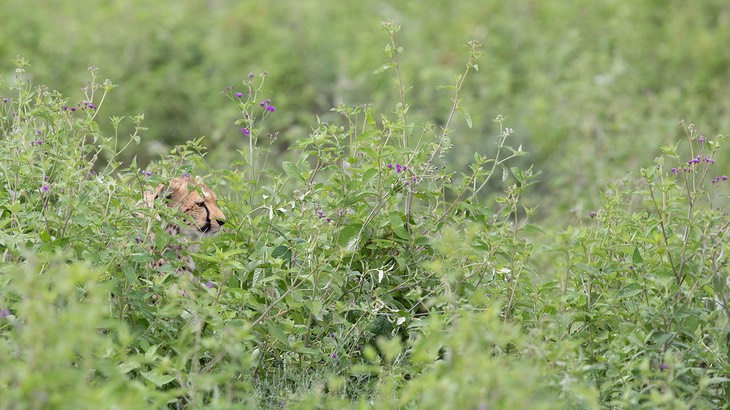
xmin=143 ymin=184 xmax=166 ymax=208
xmin=194 ymin=175 xmax=213 ymax=198
xmin=167 ymin=176 xmax=189 ymax=195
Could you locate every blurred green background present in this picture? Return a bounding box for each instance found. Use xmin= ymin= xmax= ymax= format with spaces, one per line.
xmin=4 ymin=0 xmax=730 ymax=222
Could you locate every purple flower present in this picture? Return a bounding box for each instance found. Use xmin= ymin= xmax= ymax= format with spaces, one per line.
xmin=2 ymin=98 xmax=8 ymax=103
xmin=241 ymin=127 xmax=251 ymax=136
xmin=62 ymin=105 xmax=68 ymax=111
xmin=205 ymin=281 xmax=215 ymax=289
xmin=395 ymin=164 xmax=403 ymax=174
xmin=705 ymin=156 xmax=715 ymax=164
xmin=723 ymin=175 xmax=728 ymax=181
xmin=265 ymin=105 xmax=276 ymax=112
xmin=135 ymin=237 xmax=142 ymax=243
xmin=235 ymin=92 xmax=243 ymax=98
xmin=182 ymin=172 xmax=190 ymax=178
xmin=589 ymin=211 xmax=597 ymax=218
xmin=0 ymin=308 xmax=10 ymax=318
xmin=671 ymin=167 xmax=679 ymax=174
xmin=659 ymin=363 xmax=668 ymax=371
xmin=41 ymin=185 xmax=49 ymax=193
xmin=687 ymin=156 xmax=701 ymax=165
xmin=331 ymin=353 xmax=337 ymax=359
xmin=37 ymin=139 xmax=43 ymax=145
xmin=70 ymin=107 xmax=77 ymax=112
xmin=317 ymin=209 xmax=326 ymax=219
xmin=387 ymin=163 xmax=393 ymax=169
xmin=140 ymin=170 xmax=152 ymax=178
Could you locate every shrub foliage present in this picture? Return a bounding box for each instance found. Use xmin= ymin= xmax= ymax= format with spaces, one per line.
xmin=1 ymin=26 xmax=729 ymax=409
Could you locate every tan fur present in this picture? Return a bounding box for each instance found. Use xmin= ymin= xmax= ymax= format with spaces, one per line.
xmin=144 ymin=175 xmax=226 ymax=280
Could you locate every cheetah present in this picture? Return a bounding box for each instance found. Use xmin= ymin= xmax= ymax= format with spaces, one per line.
xmin=143 ymin=175 xmax=226 ymax=281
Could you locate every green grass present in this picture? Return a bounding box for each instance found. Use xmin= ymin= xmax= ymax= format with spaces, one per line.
xmin=1 ymin=3 xmax=730 ymax=409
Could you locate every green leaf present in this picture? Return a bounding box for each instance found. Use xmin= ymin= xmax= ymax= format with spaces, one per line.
xmin=464 ymin=111 xmax=472 ymax=128
xmin=356 ymin=129 xmax=381 ymax=143
xmin=374 ymin=63 xmax=393 ymax=74
xmin=362 ymin=168 xmax=378 ymax=184
xmin=141 ymin=371 xmax=175 ymax=388
xmin=617 ymin=283 xmax=643 ymax=299
xmin=338 ymin=223 xmax=363 ymax=251
xmin=282 ymin=161 xmax=304 ymax=181
xmin=393 ymin=226 xmax=411 ymax=241
xmin=389 ymin=212 xmax=411 ymax=241
xmin=266 ymin=323 xmax=291 ymax=348
xmin=632 ymin=246 xmax=643 ymax=265
xmin=118 ymin=361 xmax=140 ymax=374
xmin=519 ymin=224 xmax=544 ymax=234
xmin=309 ymin=299 xmax=323 ymax=319
xmin=271 ymin=245 xmax=290 ymax=260
xmin=414 ymin=236 xmax=431 ymax=246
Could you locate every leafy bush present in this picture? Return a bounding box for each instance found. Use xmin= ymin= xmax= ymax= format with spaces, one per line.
xmin=1 ymin=23 xmax=729 ymax=409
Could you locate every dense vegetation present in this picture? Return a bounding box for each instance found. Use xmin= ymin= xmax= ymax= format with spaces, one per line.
xmin=1 ymin=2 xmax=729 ymax=409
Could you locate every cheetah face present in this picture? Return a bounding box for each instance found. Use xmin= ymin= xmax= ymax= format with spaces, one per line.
xmin=148 ymin=175 xmax=226 ymax=238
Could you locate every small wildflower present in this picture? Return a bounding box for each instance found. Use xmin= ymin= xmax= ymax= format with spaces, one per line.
xmin=589 ymin=211 xmax=597 ymax=218
xmin=36 ymin=139 xmax=43 ymax=145
xmin=265 ymin=104 xmax=276 ymax=112
xmin=70 ymin=107 xmax=77 ymax=112
xmin=698 ymin=133 xmax=706 ymax=143
xmin=140 ymin=169 xmax=152 ymax=178
xmin=671 ymin=167 xmax=679 ymax=174
xmin=259 ymin=99 xmax=270 ymax=107
xmin=248 ymin=73 xmax=255 ymax=79
xmin=62 ymin=105 xmax=68 ymax=111
xmin=317 ymin=209 xmax=326 ymax=219
xmin=329 ymin=332 xmax=335 ymax=338
xmin=395 ymin=163 xmax=403 ymax=174
xmin=0 ymin=308 xmax=10 ymax=318
xmin=2 ymin=98 xmax=8 ymax=103
xmin=705 ymin=156 xmax=715 ymax=164
xmin=205 ymin=281 xmax=215 ymax=289
xmin=88 ymin=103 xmax=97 ymax=110
xmin=44 ymin=176 xmax=49 ymax=181
xmin=331 ymin=353 xmax=337 ymax=359
xmin=387 ymin=163 xmax=393 ymax=169
xmin=687 ymin=156 xmax=701 ymax=165
xmin=135 ymin=237 xmax=142 ymax=243
xmin=182 ymin=172 xmax=190 ymax=178
xmin=41 ymin=185 xmax=49 ymax=193
xmin=659 ymin=363 xmax=668 ymax=371
xmin=235 ymin=92 xmax=243 ymax=98
xmin=241 ymin=127 xmax=251 ymax=136
xmin=36 ymin=129 xmax=42 ymax=135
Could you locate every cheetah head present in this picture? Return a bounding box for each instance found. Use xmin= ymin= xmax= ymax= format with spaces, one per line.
xmin=145 ymin=175 xmax=226 ymax=238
